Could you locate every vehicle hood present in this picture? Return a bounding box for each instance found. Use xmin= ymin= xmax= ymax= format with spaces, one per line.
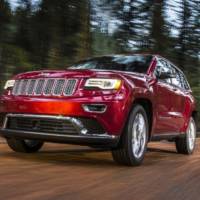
xmin=13 ymin=69 xmax=147 ymax=82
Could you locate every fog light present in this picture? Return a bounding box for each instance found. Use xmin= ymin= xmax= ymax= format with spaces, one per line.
xmin=82 ymin=104 xmax=107 ymax=113
xmin=81 ymin=128 xmax=88 ymax=135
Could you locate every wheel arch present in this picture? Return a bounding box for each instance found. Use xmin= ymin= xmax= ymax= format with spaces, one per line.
xmin=129 ymin=98 xmax=153 ymax=141
xmin=191 ymin=110 xmax=198 ymax=126
xmin=191 ymin=110 xmax=198 ymax=122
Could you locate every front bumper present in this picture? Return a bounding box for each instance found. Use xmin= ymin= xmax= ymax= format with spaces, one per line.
xmin=0 ymin=129 xmax=119 ymax=147
xmin=0 ymin=95 xmax=131 ymax=135
xmin=0 ymin=114 xmax=120 ymax=147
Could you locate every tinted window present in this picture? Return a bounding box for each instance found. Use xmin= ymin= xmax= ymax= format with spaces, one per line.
xmin=171 ymin=70 xmax=182 ymax=88
xmin=179 ymin=71 xmax=190 ymax=90
xmin=170 ymin=64 xmax=190 ymax=90
xmin=70 ymin=55 xmax=153 ymax=73
xmin=155 ymin=59 xmax=172 ymax=84
xmin=155 ymin=58 xmax=190 ymax=90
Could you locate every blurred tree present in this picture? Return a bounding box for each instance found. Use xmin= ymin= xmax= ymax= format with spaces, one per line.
xmin=189 ymin=0 xmax=200 ymax=60
xmin=134 ymin=0 xmax=154 ymax=51
xmin=15 ymin=0 xmax=32 ymax=51
xmin=92 ymin=31 xmax=119 ymax=55
xmin=133 ymin=0 xmax=171 ymax=55
xmin=0 ymin=0 xmax=12 ymax=89
xmin=28 ymin=0 xmax=91 ymax=68
xmin=0 ymin=0 xmax=11 ymax=43
xmin=113 ymin=0 xmax=141 ymax=51
xmin=169 ymin=0 xmax=196 ymax=69
xmin=112 ymin=0 xmax=170 ymax=54
xmin=150 ymin=0 xmax=170 ymax=54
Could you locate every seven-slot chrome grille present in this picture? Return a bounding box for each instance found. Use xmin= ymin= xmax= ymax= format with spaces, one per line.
xmin=12 ymin=79 xmax=77 ymax=96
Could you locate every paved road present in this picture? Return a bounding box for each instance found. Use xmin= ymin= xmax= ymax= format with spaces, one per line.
xmin=0 ymin=138 xmax=200 ymax=200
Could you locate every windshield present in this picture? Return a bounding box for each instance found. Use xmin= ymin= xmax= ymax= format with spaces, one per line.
xmin=70 ymin=55 xmax=153 ymax=74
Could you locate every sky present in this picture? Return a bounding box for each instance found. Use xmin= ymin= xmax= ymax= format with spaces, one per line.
xmin=9 ymin=0 xmax=39 ymax=9
xmin=9 ymin=0 xmax=21 ymax=8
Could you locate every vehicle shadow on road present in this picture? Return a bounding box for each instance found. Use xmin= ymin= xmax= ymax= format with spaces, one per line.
xmin=0 ymin=142 xmax=183 ymax=167
xmin=147 ymin=147 xmax=177 ymax=154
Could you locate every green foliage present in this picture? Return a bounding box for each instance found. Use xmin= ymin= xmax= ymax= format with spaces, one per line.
xmin=92 ymin=31 xmax=120 ymax=56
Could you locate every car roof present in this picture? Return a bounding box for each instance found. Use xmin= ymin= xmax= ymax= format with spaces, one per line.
xmin=84 ymin=54 xmax=157 ymax=61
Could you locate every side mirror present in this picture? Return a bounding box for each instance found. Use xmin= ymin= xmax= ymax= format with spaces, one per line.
xmin=157 ymin=70 xmax=176 ymax=79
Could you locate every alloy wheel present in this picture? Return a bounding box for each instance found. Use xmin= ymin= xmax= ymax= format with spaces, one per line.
xmin=132 ymin=113 xmax=147 ymax=159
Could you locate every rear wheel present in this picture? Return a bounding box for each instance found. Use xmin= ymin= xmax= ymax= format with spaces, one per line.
xmin=6 ymin=138 xmax=44 ymax=153
xmin=112 ymin=105 xmax=148 ymax=166
xmin=175 ymin=117 xmax=196 ymax=154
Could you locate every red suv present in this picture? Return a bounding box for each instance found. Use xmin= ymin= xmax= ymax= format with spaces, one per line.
xmin=0 ymin=54 xmax=197 ymax=166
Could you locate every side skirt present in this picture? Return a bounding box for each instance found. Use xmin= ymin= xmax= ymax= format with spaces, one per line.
xmin=150 ymin=132 xmax=185 ymax=142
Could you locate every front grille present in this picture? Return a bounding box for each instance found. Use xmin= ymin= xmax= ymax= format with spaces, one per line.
xmin=53 ymin=79 xmax=65 ymax=95
xmin=5 ymin=115 xmax=106 ymax=135
xmin=35 ymin=79 xmax=45 ymax=95
xmin=7 ymin=117 xmax=79 ymax=135
xmin=21 ymin=80 xmax=29 ymax=95
xmin=27 ymin=79 xmax=36 ymax=95
xmin=44 ymin=79 xmax=55 ymax=95
xmin=64 ymin=79 xmax=77 ymax=96
xmin=12 ymin=78 xmax=77 ymax=96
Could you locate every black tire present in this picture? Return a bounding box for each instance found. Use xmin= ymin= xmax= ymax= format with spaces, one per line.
xmin=112 ymin=104 xmax=149 ymax=166
xmin=6 ymin=138 xmax=44 ymax=153
xmin=175 ymin=117 xmax=196 ymax=155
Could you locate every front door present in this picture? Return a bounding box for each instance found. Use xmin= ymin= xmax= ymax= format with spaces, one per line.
xmin=168 ymin=66 xmax=186 ymax=132
xmin=153 ymin=59 xmax=179 ymax=134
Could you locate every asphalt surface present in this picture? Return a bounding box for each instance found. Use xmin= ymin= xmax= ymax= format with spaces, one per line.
xmin=0 ymin=138 xmax=200 ymax=200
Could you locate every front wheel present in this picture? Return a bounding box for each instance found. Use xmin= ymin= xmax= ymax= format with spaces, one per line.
xmin=6 ymin=138 xmax=44 ymax=153
xmin=112 ymin=105 xmax=148 ymax=166
xmin=175 ymin=117 xmax=197 ymax=154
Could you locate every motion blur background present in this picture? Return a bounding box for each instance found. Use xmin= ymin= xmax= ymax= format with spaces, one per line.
xmin=0 ymin=0 xmax=200 ymax=120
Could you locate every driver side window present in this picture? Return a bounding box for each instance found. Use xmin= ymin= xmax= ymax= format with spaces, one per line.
xmin=171 ymin=67 xmax=182 ymax=88
xmin=155 ymin=59 xmax=172 ymax=84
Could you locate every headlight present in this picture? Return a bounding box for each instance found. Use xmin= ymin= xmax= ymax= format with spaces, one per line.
xmin=85 ymin=78 xmax=122 ymax=90
xmin=4 ymin=80 xmax=15 ymax=90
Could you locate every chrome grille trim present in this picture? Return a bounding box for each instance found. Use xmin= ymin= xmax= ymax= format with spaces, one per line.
xmin=53 ymin=79 xmax=66 ymax=96
xmin=34 ymin=79 xmax=46 ymax=95
xmin=17 ymin=80 xmax=23 ymax=95
xmin=43 ymin=79 xmax=55 ymax=96
xmin=27 ymin=80 xmax=35 ymax=95
xmin=12 ymin=80 xmax=20 ymax=95
xmin=64 ymin=79 xmax=77 ymax=96
xmin=21 ymin=80 xmax=29 ymax=95
xmin=12 ymin=78 xmax=77 ymax=96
